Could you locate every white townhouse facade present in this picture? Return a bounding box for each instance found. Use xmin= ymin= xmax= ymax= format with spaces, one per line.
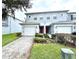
xmin=21 ymin=10 xmax=76 ymax=36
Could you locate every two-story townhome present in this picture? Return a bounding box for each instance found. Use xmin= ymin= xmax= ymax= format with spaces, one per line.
xmin=3 ymin=10 xmax=76 ymax=35
xmin=21 ymin=10 xmax=76 ymax=36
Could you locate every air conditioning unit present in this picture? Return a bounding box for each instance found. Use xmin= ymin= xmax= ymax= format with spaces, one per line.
xmin=61 ymin=48 xmax=74 ymax=59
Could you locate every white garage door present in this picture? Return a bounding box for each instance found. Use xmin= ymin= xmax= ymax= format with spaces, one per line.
xmin=56 ymin=26 xmax=72 ymax=33
xmin=24 ymin=27 xmax=36 ymax=36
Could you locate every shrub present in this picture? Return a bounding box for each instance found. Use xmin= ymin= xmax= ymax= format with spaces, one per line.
xmin=71 ymin=32 xmax=76 ymax=35
xmin=55 ymin=33 xmax=65 ymax=44
xmin=71 ymin=35 xmax=76 ymax=46
xmin=51 ymin=34 xmax=56 ymax=39
xmin=44 ymin=34 xmax=49 ymax=38
xmin=16 ymin=32 xmax=21 ymax=37
xmin=35 ymin=33 xmax=43 ymax=38
xmin=57 ymin=36 xmax=65 ymax=44
xmin=34 ymin=37 xmax=47 ymax=43
xmin=48 ymin=39 xmax=55 ymax=43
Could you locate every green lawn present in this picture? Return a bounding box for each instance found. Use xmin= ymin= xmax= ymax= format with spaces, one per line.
xmin=30 ymin=43 xmax=76 ymax=59
xmin=2 ymin=33 xmax=18 ymax=46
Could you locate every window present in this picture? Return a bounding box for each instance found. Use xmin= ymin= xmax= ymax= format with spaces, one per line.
xmin=40 ymin=17 xmax=43 ymax=20
xmin=36 ymin=26 xmax=38 ymax=28
xmin=73 ymin=17 xmax=76 ymax=20
xmin=73 ymin=15 xmax=76 ymax=20
xmin=61 ymin=14 xmax=63 ymax=16
xmin=47 ymin=17 xmax=50 ymax=20
xmin=74 ymin=26 xmax=76 ymax=29
xmin=71 ymin=15 xmax=76 ymax=20
xmin=29 ymin=16 xmax=31 ymax=18
xmin=71 ymin=15 xmax=73 ymax=20
xmin=34 ymin=17 xmax=37 ymax=20
xmin=2 ymin=19 xmax=8 ymax=26
xmin=55 ymin=26 xmax=57 ymax=28
xmin=53 ymin=16 xmax=57 ymax=19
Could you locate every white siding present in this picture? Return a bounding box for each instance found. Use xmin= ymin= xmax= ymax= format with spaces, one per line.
xmin=26 ymin=12 xmax=68 ymax=25
xmin=2 ymin=16 xmax=22 ymax=34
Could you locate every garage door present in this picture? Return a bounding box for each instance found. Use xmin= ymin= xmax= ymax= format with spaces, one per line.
xmin=56 ymin=26 xmax=72 ymax=33
xmin=24 ymin=27 xmax=36 ymax=36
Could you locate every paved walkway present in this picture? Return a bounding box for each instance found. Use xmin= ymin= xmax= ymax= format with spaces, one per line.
xmin=2 ymin=36 xmax=34 ymax=59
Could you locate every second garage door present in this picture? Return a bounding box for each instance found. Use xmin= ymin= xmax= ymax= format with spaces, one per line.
xmin=55 ymin=26 xmax=72 ymax=33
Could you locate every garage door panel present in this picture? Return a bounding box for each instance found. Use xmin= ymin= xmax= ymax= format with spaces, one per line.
xmin=55 ymin=26 xmax=72 ymax=33
xmin=24 ymin=27 xmax=35 ymax=36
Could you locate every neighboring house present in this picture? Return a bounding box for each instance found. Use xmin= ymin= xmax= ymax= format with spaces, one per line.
xmin=21 ymin=10 xmax=76 ymax=36
xmin=2 ymin=16 xmax=23 ymax=34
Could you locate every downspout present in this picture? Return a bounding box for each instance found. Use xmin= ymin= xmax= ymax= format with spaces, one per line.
xmin=9 ymin=17 xmax=11 ymax=33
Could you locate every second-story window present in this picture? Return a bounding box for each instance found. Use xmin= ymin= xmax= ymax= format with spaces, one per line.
xmin=53 ymin=16 xmax=57 ymax=19
xmin=34 ymin=17 xmax=37 ymax=20
xmin=29 ymin=16 xmax=31 ymax=18
xmin=73 ymin=17 xmax=76 ymax=20
xmin=74 ymin=26 xmax=76 ymax=29
xmin=2 ymin=19 xmax=8 ymax=26
xmin=61 ymin=14 xmax=63 ymax=16
xmin=40 ymin=17 xmax=43 ymax=20
xmin=71 ymin=15 xmax=73 ymax=20
xmin=47 ymin=17 xmax=50 ymax=20
xmin=73 ymin=15 xmax=76 ymax=20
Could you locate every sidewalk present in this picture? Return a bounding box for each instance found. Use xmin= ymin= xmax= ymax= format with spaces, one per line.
xmin=2 ymin=36 xmax=34 ymax=59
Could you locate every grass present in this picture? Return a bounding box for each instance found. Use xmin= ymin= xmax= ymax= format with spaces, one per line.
xmin=2 ymin=33 xmax=19 ymax=46
xmin=30 ymin=43 xmax=76 ymax=59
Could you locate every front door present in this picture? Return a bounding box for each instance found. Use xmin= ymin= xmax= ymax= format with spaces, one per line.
xmin=39 ymin=26 xmax=44 ymax=33
xmin=46 ymin=26 xmax=50 ymax=34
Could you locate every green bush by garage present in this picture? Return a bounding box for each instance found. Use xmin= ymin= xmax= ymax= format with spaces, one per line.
xmin=35 ymin=33 xmax=50 ymax=38
xmin=35 ymin=33 xmax=43 ymax=38
xmin=34 ymin=37 xmax=48 ymax=43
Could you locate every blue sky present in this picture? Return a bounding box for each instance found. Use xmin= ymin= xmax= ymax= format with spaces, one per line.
xmin=15 ymin=0 xmax=76 ymax=21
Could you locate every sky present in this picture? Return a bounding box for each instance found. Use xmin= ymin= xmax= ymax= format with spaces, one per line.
xmin=27 ymin=0 xmax=76 ymax=12
xmin=15 ymin=0 xmax=76 ymax=21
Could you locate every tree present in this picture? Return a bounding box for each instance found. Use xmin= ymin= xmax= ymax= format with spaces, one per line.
xmin=2 ymin=0 xmax=32 ymax=19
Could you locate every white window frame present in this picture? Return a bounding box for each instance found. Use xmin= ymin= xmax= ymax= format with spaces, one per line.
xmin=34 ymin=17 xmax=37 ymax=20
xmin=53 ymin=16 xmax=57 ymax=19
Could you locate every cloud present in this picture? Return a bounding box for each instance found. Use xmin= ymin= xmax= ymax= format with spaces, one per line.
xmin=27 ymin=0 xmax=76 ymax=12
xmin=15 ymin=0 xmax=76 ymax=20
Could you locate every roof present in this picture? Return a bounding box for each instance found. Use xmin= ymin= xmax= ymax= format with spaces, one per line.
xmin=25 ymin=10 xmax=69 ymax=15
xmin=68 ymin=12 xmax=76 ymax=14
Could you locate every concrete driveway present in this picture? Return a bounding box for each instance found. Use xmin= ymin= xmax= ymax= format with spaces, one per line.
xmin=2 ymin=36 xmax=34 ymax=59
